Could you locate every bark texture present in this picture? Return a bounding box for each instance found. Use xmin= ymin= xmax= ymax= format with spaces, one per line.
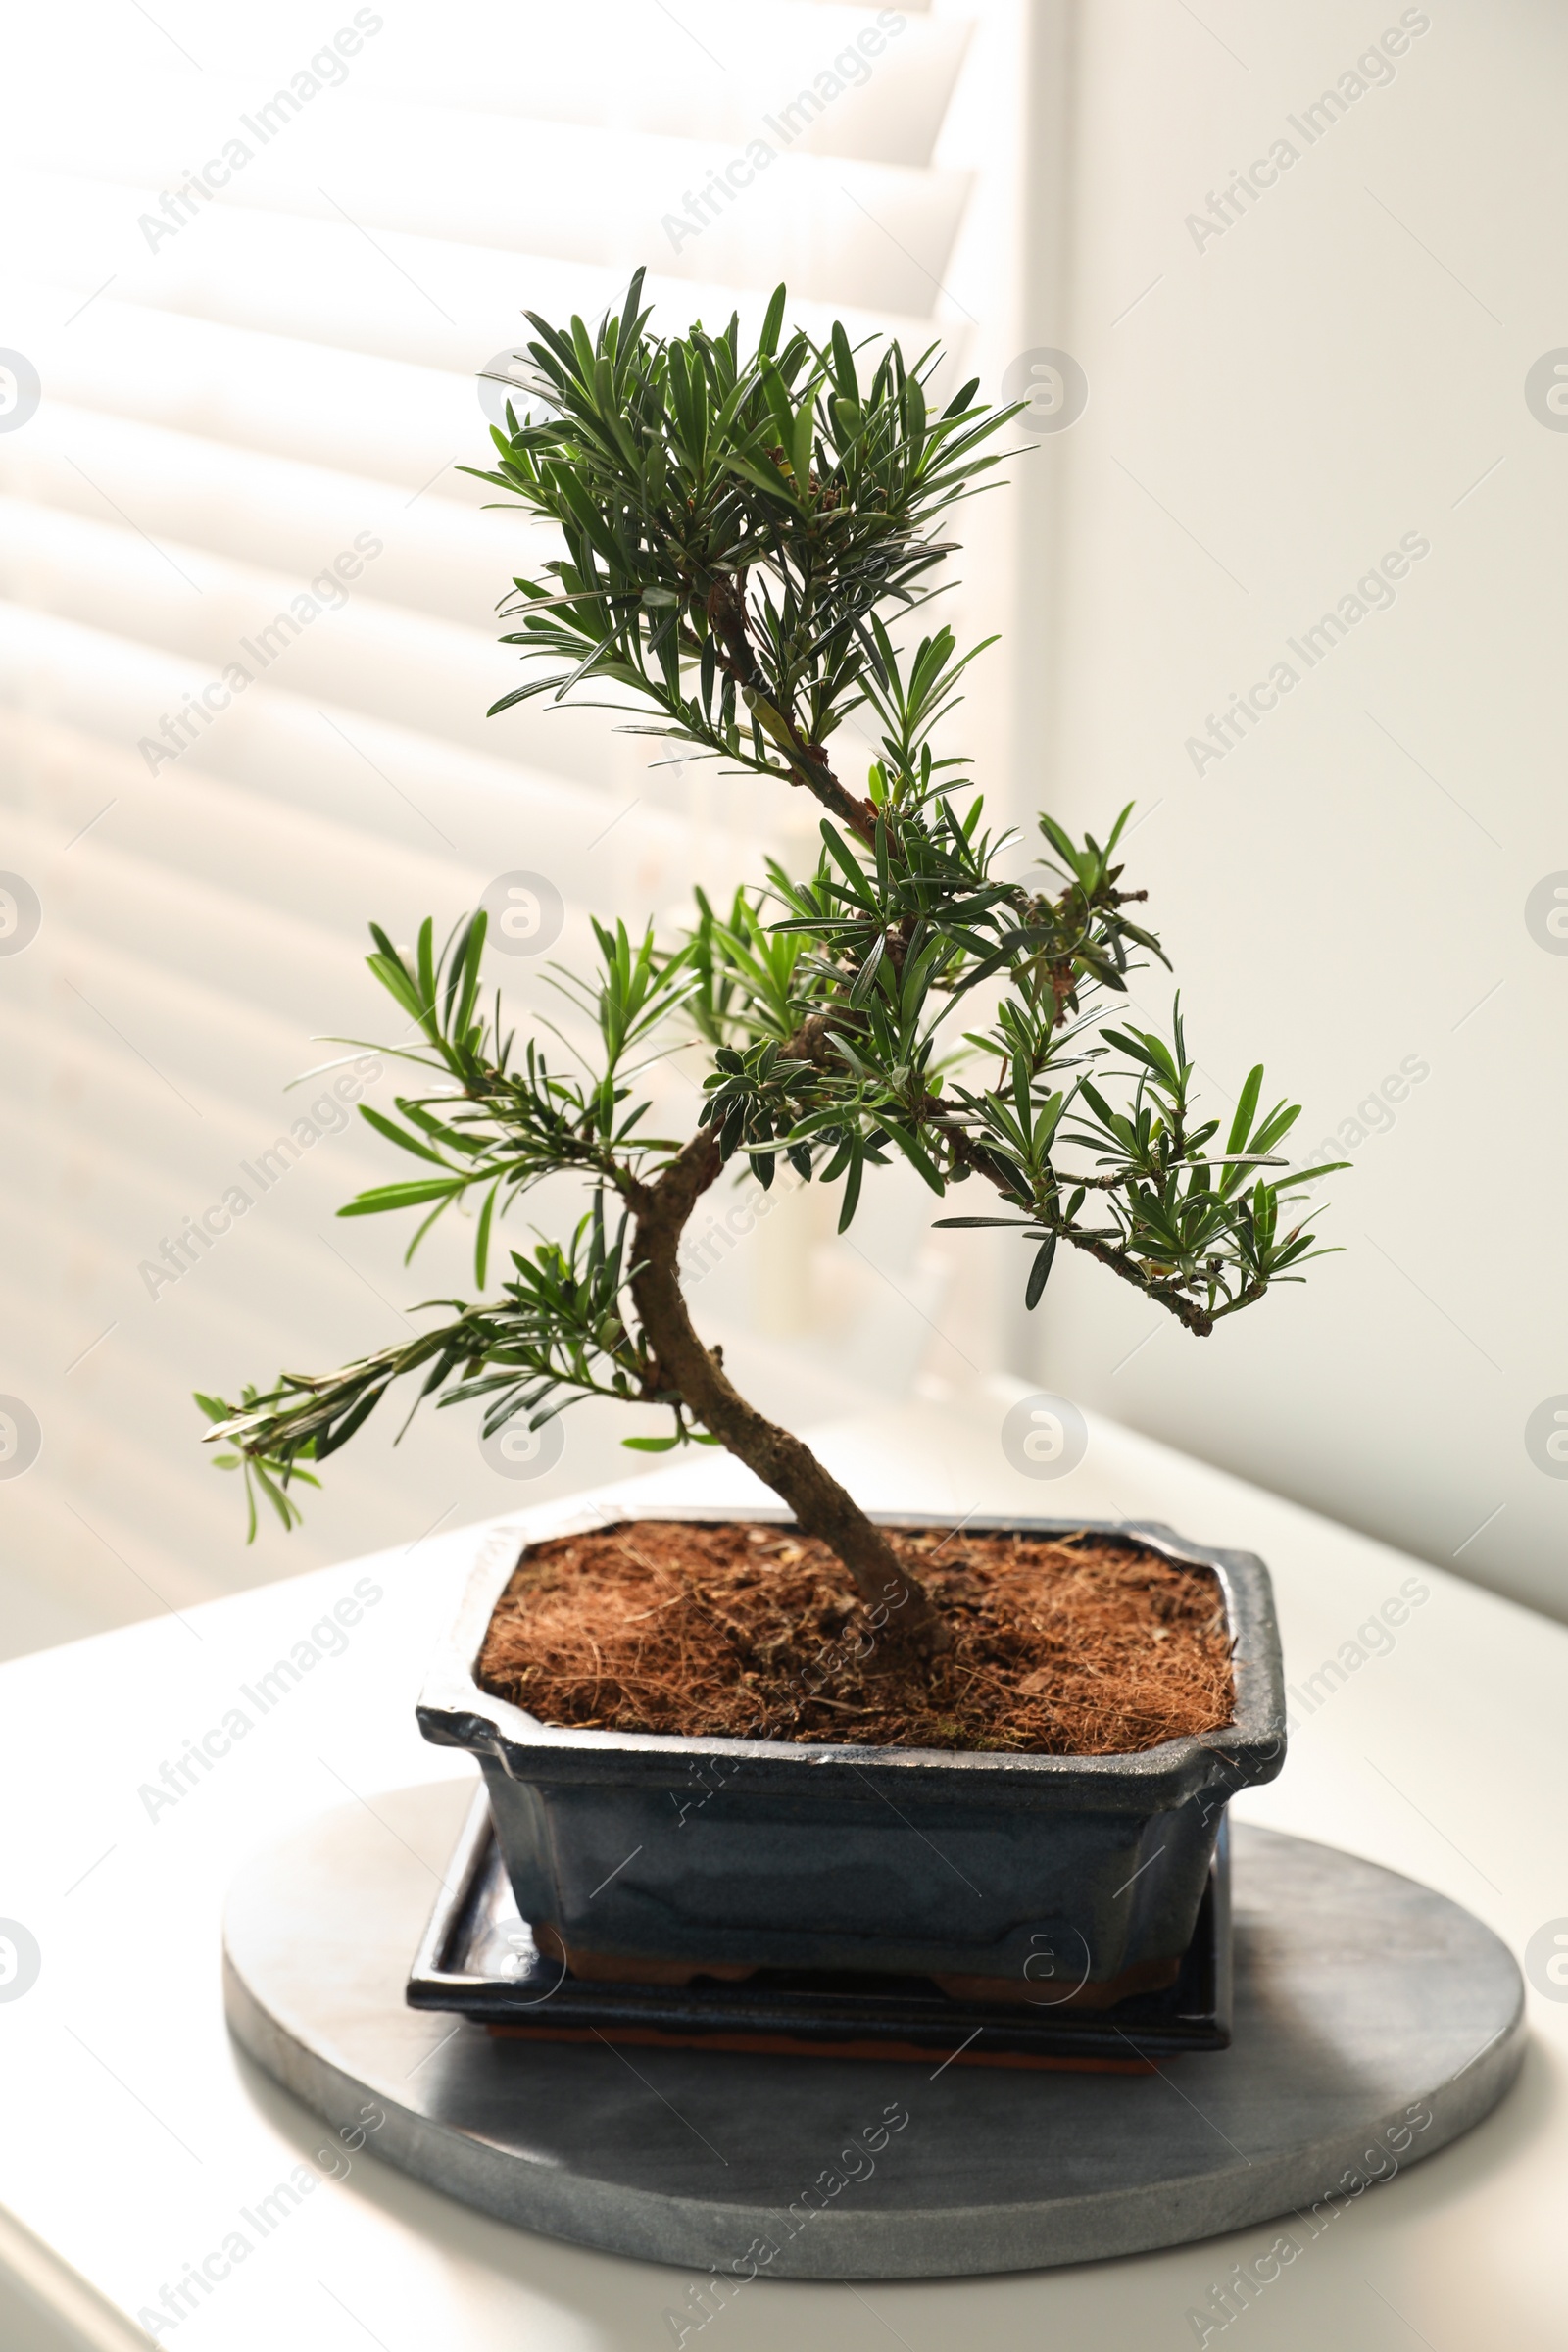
xmin=626 ymin=1129 xmax=947 ymax=1659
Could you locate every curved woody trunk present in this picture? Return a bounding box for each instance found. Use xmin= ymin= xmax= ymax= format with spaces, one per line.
xmin=625 ymin=1129 xmax=947 ymax=1661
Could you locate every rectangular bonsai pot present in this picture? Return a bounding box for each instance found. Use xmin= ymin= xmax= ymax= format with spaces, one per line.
xmin=416 ymin=1503 xmax=1285 ymax=1993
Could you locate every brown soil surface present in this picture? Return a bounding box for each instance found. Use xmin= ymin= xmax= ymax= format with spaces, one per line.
xmin=477 ymin=1520 xmax=1235 ymax=1755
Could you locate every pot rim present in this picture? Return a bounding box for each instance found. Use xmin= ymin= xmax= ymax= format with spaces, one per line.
xmin=417 ymin=1500 xmax=1287 ymax=1809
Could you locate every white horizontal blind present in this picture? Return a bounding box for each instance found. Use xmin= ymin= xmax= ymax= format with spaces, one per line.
xmin=0 ymin=0 xmax=1027 ymax=1653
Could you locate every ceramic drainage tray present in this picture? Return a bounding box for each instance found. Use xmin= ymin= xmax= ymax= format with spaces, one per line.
xmin=407 ymin=1787 xmax=1233 ymax=2067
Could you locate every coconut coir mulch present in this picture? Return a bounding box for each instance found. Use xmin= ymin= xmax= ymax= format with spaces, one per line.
xmin=477 ymin=1520 xmax=1235 ymax=1756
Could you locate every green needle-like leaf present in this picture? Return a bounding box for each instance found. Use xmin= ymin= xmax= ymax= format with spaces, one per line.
xmin=204 ymin=273 xmax=1332 ymax=1544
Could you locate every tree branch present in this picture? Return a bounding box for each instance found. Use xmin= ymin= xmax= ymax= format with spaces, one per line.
xmin=704 ymin=574 xmax=878 ymax=844
xmin=625 ymin=1128 xmax=947 ymax=1658
xmin=928 ymin=1109 xmax=1220 ymax=1335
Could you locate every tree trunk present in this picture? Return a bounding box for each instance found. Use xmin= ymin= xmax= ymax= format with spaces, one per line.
xmin=626 ymin=1130 xmax=948 ymax=1661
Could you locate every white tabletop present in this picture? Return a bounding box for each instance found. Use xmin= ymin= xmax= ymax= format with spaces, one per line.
xmin=2 ymin=1384 xmax=1565 ymax=2351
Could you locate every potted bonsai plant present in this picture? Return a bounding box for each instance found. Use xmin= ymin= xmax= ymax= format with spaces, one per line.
xmin=201 ymin=271 xmax=1332 ymax=2002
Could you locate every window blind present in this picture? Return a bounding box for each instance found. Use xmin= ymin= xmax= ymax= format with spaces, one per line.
xmin=0 ymin=0 xmax=1026 ymax=1652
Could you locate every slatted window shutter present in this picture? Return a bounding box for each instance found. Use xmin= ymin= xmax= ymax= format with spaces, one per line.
xmin=0 ymin=0 xmax=1028 ymax=1650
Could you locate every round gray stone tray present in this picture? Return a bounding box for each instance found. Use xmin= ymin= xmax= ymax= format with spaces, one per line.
xmin=222 ymin=1780 xmax=1525 ymax=2279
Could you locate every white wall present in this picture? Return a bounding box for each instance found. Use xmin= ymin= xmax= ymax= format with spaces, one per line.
xmin=1024 ymin=0 xmax=1568 ymax=1618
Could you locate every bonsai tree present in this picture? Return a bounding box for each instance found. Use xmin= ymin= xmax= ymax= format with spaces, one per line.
xmin=202 ymin=271 xmax=1337 ymax=1662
